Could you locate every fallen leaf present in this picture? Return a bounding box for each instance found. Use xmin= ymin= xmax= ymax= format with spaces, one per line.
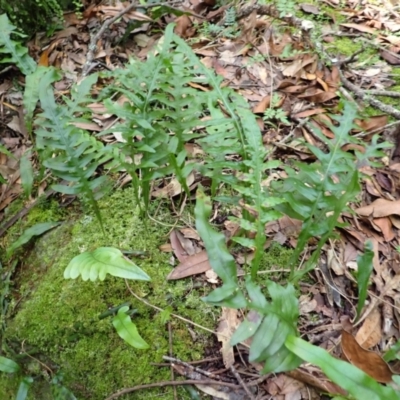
xmin=287 ymin=369 xmax=347 ymax=396
xmin=166 ymin=250 xmax=210 ymax=280
xmin=340 ymin=23 xmax=377 ymax=34
xmin=152 ymin=173 xmax=195 ymax=198
xmin=217 ymin=308 xmax=239 ymax=368
xmin=174 ymin=15 xmax=193 ymax=38
xmin=170 ymin=230 xmax=188 ymax=262
xmin=300 ymin=3 xmax=320 ymax=14
xmin=355 ymin=307 xmax=382 ymax=349
xmin=355 ymin=198 xmax=400 ymax=218
xmin=341 ymin=330 xmax=393 ymax=383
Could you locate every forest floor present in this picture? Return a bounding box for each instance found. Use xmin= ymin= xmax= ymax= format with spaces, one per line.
xmin=2 ymin=0 xmax=400 ymax=399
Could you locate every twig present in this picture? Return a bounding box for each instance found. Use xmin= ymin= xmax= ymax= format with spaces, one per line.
xmin=340 ymin=71 xmax=400 ymax=120
xmin=82 ymin=1 xmax=139 ymax=76
xmin=163 ymin=356 xmax=229 ymax=381
xmin=230 ymin=364 xmax=256 ymax=400
xmin=125 ymin=280 xmax=243 ymax=342
xmin=104 ymin=379 xmax=241 ymax=400
xmin=168 ymin=323 xmax=177 ymax=400
xmin=82 ymin=0 xmax=192 ymax=77
xmin=151 ymin=356 xmax=221 ymax=367
xmin=0 ymin=65 xmax=13 ymax=76
xmin=364 ymin=89 xmax=400 ymax=98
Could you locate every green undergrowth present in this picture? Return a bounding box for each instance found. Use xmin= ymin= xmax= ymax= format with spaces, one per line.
xmin=2 ymin=187 xmax=215 ymax=400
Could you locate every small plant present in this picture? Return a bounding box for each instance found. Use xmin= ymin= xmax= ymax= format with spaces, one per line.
xmin=262 ymin=94 xmax=290 ymax=126
xmin=271 ymin=102 xmax=390 ymax=281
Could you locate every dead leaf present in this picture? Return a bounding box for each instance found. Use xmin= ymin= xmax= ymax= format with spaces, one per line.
xmin=217 ymin=308 xmax=239 ymax=368
xmin=152 ymin=173 xmax=195 ymax=198
xmin=300 ymin=3 xmax=320 ymax=14
xmin=166 ymin=250 xmax=210 ymax=280
xmin=341 ymin=330 xmax=393 ymax=383
xmin=355 ymin=198 xmax=400 ymax=218
xmin=340 ymin=23 xmax=377 ymax=34
xmin=170 ymin=230 xmax=189 ymax=262
xmin=174 ymin=15 xmax=193 ymax=38
xmin=287 ymin=369 xmax=347 ymax=396
xmin=355 ymin=307 xmax=382 ymax=349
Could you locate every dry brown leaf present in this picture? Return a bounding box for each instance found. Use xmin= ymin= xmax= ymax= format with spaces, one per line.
xmin=217 ymin=307 xmax=239 ymax=368
xmin=371 ymin=217 xmax=395 ymax=242
xmin=356 ymin=198 xmax=400 ymax=218
xmin=174 ymin=15 xmax=193 ymax=38
xmin=287 ymin=369 xmax=347 ymax=396
xmin=166 ymin=250 xmax=210 ymax=280
xmin=380 ymin=47 xmax=400 ymax=65
xmin=300 ymin=3 xmax=320 ymax=14
xmin=355 ymin=307 xmax=382 ymax=349
xmin=340 ymin=23 xmax=377 ymax=34
xmin=151 ymin=172 xmax=195 ymax=198
xmin=341 ymin=330 xmax=393 ymax=383
xmin=298 ymin=89 xmax=338 ymax=103
xmin=355 ymin=115 xmax=388 ymax=133
xmin=292 ymin=108 xmax=326 ymax=119
xmin=170 ymin=230 xmax=188 ymax=262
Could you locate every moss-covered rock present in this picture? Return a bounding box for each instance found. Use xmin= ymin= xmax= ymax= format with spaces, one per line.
xmin=1 ymin=188 xmax=215 ymax=399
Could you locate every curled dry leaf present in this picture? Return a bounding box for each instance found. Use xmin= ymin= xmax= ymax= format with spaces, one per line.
xmin=170 ymin=230 xmax=189 ymax=262
xmin=217 ymin=307 xmax=239 ymax=368
xmin=341 ymin=330 xmax=393 ymax=383
xmin=287 ymin=369 xmax=347 ymax=396
xmin=355 ymin=306 xmax=382 ymax=349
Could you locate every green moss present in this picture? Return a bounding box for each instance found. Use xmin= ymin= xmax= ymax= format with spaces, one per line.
xmin=2 ymin=188 xmax=215 ymax=400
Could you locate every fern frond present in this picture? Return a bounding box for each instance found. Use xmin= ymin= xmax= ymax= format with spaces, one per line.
xmin=34 ymin=70 xmax=111 ymax=230
xmin=0 ymin=14 xmax=36 ymax=75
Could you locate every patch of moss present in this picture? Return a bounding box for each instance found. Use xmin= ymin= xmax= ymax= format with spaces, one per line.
xmin=2 ymin=188 xmax=215 ymax=400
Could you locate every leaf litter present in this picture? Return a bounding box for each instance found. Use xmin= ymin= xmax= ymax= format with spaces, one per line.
xmin=3 ymin=0 xmax=400 ymax=398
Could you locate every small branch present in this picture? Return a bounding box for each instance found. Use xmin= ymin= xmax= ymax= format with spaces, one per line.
xmin=125 ymin=280 xmax=238 ymax=340
xmin=340 ymin=71 xmax=400 ymax=120
xmin=82 ymin=0 xmax=190 ymax=77
xmin=104 ymin=379 xmax=241 ymax=400
xmin=168 ymin=322 xmax=177 ymax=400
xmin=82 ymin=1 xmax=139 ymax=76
xmin=230 ymin=364 xmax=256 ymax=400
xmin=365 ymin=89 xmax=400 ymax=98
xmin=163 ymin=356 xmax=228 ymax=381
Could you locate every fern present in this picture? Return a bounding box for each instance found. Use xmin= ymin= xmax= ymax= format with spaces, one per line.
xmin=0 ymin=14 xmax=36 ymax=75
xmin=100 ymin=25 xmax=236 ymax=211
xmin=276 ymin=0 xmax=296 ymax=17
xmin=34 ymin=69 xmax=111 ymax=230
xmin=272 ymin=102 xmax=391 ymax=281
xmin=224 ymin=8 xmax=236 ymax=26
